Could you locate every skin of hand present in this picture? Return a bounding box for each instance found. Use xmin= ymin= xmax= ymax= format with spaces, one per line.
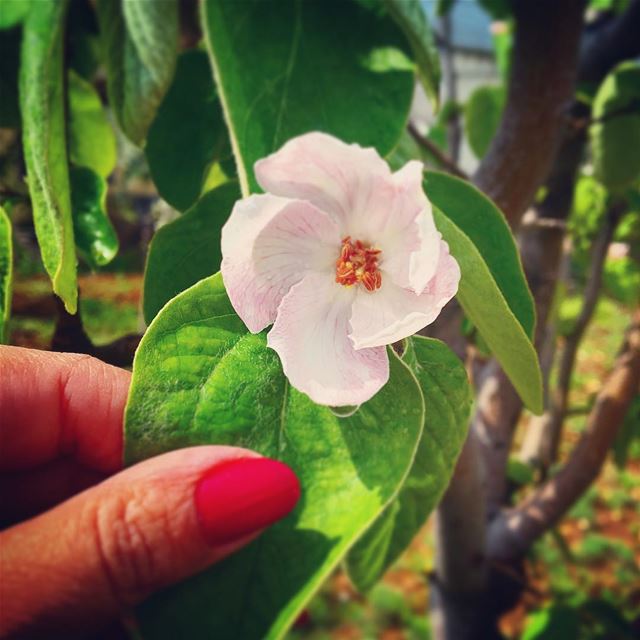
xmin=0 ymin=346 xmax=301 ymax=639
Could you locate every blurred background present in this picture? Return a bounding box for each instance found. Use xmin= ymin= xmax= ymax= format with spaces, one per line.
xmin=1 ymin=0 xmax=638 ymax=638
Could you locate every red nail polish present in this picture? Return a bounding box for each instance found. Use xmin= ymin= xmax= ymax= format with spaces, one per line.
xmin=194 ymin=458 xmax=301 ymax=546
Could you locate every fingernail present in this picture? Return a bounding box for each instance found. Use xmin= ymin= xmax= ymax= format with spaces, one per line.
xmin=194 ymin=458 xmax=301 ymax=546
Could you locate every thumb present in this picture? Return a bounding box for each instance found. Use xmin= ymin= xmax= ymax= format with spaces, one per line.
xmin=0 ymin=446 xmax=300 ymax=638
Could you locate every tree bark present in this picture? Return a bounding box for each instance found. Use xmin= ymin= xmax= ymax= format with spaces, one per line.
xmin=474 ymin=0 xmax=587 ymax=227
xmin=488 ymin=309 xmax=640 ymax=560
xmin=431 ymin=2 xmax=640 ymax=638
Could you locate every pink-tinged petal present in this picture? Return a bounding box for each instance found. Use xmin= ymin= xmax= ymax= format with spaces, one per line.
xmin=379 ymin=161 xmax=441 ymax=294
xmin=221 ymin=194 xmax=341 ymax=333
xmin=349 ymin=240 xmax=460 ymax=349
xmin=254 ymin=132 xmax=391 ymax=227
xmin=267 ymin=272 xmax=389 ymax=406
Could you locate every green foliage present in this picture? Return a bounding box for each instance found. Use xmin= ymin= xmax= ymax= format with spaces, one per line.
xmin=67 ymin=70 xmax=117 ymax=178
xmin=430 ymin=215 xmax=542 ymax=413
xmin=604 ymin=256 xmax=640 ymax=305
xmin=19 ymin=0 xmax=77 ymax=313
xmin=424 ymin=172 xmax=541 ymax=413
xmin=69 ymin=166 xmax=118 ymax=269
xmin=569 ymin=175 xmax=608 ymax=254
xmin=346 ymin=336 xmax=471 ymax=591
xmin=142 ymin=182 xmax=240 ymax=324
xmin=589 ymin=0 xmax=631 ymax=13
xmin=0 ymin=0 xmax=29 ymax=29
xmin=507 ymin=458 xmax=535 ymax=487
xmin=492 ymin=23 xmax=512 ymax=82
xmin=125 ymin=273 xmax=425 ymax=639
xmin=0 ymin=26 xmax=20 ymax=127
xmin=203 ymin=0 xmax=415 ymax=195
xmin=0 ymin=206 xmax=12 ymax=343
xmin=96 ymin=0 xmax=178 ymax=146
xmin=465 ymin=85 xmax=505 ymax=159
xmin=146 ymin=50 xmax=232 ymax=212
xmin=591 ymin=61 xmax=640 ymax=192
xmin=383 ymin=0 xmax=441 ymax=111
xmin=424 ymin=172 xmax=536 ymax=338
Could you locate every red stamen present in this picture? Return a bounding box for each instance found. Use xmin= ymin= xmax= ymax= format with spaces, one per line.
xmin=335 ymin=237 xmax=382 ymax=292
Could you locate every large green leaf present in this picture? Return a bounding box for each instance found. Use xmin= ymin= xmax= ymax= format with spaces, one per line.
xmin=433 ymin=207 xmax=543 ymax=413
xmin=203 ymin=0 xmax=415 ymax=195
xmin=424 ymin=171 xmax=536 ymax=339
xmin=142 ymin=182 xmax=240 ymax=324
xmin=591 ymin=61 xmax=640 ymax=192
xmin=465 ymin=85 xmax=505 ymax=159
xmin=146 ymin=50 xmax=233 ymax=212
xmin=125 ymin=274 xmax=424 ymax=639
xmin=69 ymin=166 xmax=119 ymax=269
xmin=96 ymin=0 xmax=178 ymax=145
xmin=67 ymin=70 xmax=117 ymax=178
xmin=19 ymin=0 xmax=77 ymax=313
xmin=0 ymin=0 xmax=29 ymax=29
xmin=346 ymin=336 xmax=471 ymax=591
xmin=383 ymin=0 xmax=440 ymax=111
xmin=0 ymin=205 xmax=12 ymax=344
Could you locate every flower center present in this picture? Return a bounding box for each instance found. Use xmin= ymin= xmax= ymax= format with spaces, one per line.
xmin=335 ymin=236 xmax=382 ymax=292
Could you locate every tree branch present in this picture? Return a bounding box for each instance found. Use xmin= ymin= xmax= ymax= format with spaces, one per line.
xmin=408 ymin=122 xmax=469 ymax=180
xmin=473 ymin=0 xmax=587 ymax=226
xmin=467 ymin=0 xmax=640 ymax=518
xmin=488 ymin=309 xmax=640 ymax=560
xmin=535 ymin=204 xmax=623 ymax=472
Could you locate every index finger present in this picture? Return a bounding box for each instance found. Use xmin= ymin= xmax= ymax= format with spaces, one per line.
xmin=0 ymin=346 xmax=130 ymax=473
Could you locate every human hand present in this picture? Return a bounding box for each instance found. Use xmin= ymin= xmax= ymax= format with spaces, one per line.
xmin=0 ymin=346 xmax=300 ymax=638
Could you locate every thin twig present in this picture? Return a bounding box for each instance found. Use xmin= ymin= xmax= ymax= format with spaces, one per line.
xmin=407 ymin=122 xmax=469 ymax=180
xmin=543 ymin=202 xmax=623 ymax=469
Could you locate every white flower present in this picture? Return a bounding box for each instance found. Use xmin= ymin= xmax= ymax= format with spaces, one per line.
xmin=221 ymin=132 xmax=460 ymax=406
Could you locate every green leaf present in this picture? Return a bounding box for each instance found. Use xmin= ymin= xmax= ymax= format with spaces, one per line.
xmin=0 ymin=27 xmax=20 ymax=127
xmin=432 ymin=207 xmax=543 ymax=414
xmin=0 ymin=0 xmax=30 ymax=29
xmin=125 ymin=273 xmax=425 ymax=639
xmin=0 ymin=205 xmax=12 ymax=343
xmin=146 ymin=50 xmax=232 ymax=211
xmin=591 ymin=61 xmax=640 ymax=192
xmin=96 ymin=0 xmax=178 ymax=146
xmin=142 ymin=182 xmax=240 ymax=324
xmin=203 ymin=0 xmax=415 ymax=195
xmin=465 ymin=85 xmax=505 ymax=159
xmin=383 ymin=0 xmax=441 ymax=111
xmin=68 ymin=70 xmax=117 ymax=178
xmin=424 ymin=171 xmax=536 ymax=339
xmin=19 ymin=0 xmax=77 ymax=313
xmin=346 ymin=336 xmax=471 ymax=591
xmin=69 ymin=166 xmax=118 ymax=268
